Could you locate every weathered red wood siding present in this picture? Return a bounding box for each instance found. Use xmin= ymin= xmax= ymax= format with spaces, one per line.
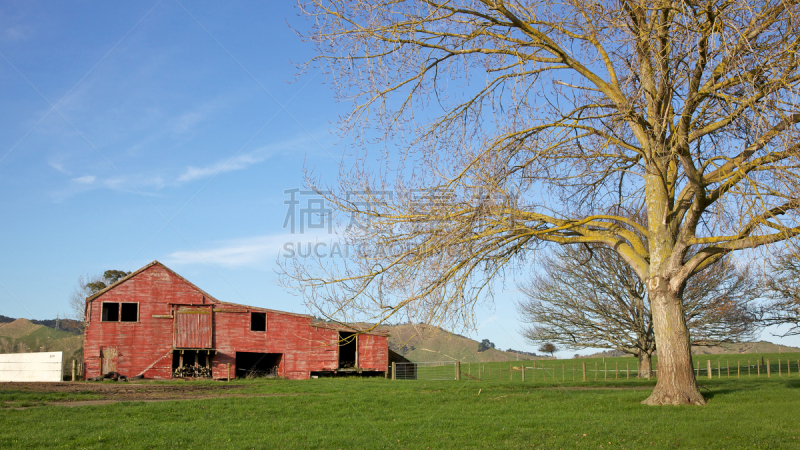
xmin=175 ymin=305 xmax=213 ymax=348
xmin=358 ymin=334 xmax=389 ymax=372
xmin=84 ymin=264 xmax=206 ymax=379
xmin=84 ymin=262 xmax=389 ymax=380
xmin=211 ymin=311 xmax=341 ymax=380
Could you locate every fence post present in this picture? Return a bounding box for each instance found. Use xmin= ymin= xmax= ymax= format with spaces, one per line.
xmin=717 ymin=361 xmax=720 ymax=378
xmin=707 ymin=360 xmax=712 ymax=379
xmin=767 ymin=359 xmax=771 ymax=378
xmin=737 ymin=360 xmax=740 ymax=378
xmin=456 ymin=361 xmax=461 ymax=381
xmin=582 ymin=361 xmax=587 ymax=381
xmin=626 ymin=362 xmax=630 ymax=379
xmin=392 ymin=362 xmax=396 ymax=380
xmin=562 ymin=364 xmax=565 ymax=382
xmin=615 ymin=362 xmax=618 ymax=380
xmin=757 ymin=360 xmax=760 ymax=377
xmin=604 ymin=361 xmax=607 ymax=380
xmin=71 ymin=360 xmax=75 ymax=382
xmin=522 ymin=364 xmax=525 ymax=382
xmin=779 ymin=359 xmax=782 ymax=377
xmin=748 ymin=360 xmax=751 ymax=377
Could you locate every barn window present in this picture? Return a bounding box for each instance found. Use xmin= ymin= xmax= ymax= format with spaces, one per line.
xmin=101 ymin=302 xmax=138 ymax=322
xmin=120 ymin=303 xmax=138 ymax=322
xmin=101 ymin=303 xmax=119 ymax=322
xmin=250 ymin=312 xmax=266 ymax=331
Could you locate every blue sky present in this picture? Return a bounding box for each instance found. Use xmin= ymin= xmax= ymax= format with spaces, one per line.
xmin=0 ymin=1 xmax=796 ymax=356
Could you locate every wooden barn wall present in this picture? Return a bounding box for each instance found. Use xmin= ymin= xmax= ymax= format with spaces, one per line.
xmin=83 ymin=265 xmax=206 ymax=379
xmin=212 ymin=312 xmax=340 ymax=380
xmin=85 ymin=262 xmax=389 ymax=380
xmin=358 ymin=334 xmax=389 ymax=372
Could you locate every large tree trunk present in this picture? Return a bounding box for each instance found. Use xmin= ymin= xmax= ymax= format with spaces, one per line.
xmin=637 ymin=352 xmax=653 ymax=379
xmin=642 ymin=280 xmax=705 ymax=405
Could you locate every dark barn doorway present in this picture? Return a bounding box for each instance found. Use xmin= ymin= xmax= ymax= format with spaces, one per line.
xmin=338 ymin=332 xmax=357 ymax=369
xmin=235 ymin=352 xmax=281 ymax=378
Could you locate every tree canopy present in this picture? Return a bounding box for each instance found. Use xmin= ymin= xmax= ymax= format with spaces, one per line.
xmin=286 ymin=0 xmax=800 ymax=405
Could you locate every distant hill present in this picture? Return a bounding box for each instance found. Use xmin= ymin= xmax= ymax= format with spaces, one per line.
xmin=383 ymin=324 xmax=545 ymax=363
xmin=692 ymin=341 xmax=800 ymax=355
xmin=0 ymin=319 xmax=83 ymax=362
xmin=0 ymin=315 xmax=82 ymax=333
xmin=380 ymin=323 xmax=800 ymax=362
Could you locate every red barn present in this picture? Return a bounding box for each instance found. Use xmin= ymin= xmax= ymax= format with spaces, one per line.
xmin=82 ymin=261 xmax=388 ymax=380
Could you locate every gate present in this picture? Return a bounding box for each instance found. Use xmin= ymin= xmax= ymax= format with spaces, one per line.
xmin=395 ymin=361 xmax=458 ymax=380
xmin=174 ymin=305 xmax=213 ymax=348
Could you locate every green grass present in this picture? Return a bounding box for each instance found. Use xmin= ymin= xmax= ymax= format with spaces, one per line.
xmin=2 ymin=372 xmax=800 ymax=449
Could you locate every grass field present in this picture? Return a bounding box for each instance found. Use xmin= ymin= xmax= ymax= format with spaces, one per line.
xmin=2 ymin=354 xmax=800 ymax=449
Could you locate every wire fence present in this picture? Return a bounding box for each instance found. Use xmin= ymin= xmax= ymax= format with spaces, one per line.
xmin=392 ymin=357 xmax=800 ymax=382
xmin=394 ymin=361 xmax=459 ymax=380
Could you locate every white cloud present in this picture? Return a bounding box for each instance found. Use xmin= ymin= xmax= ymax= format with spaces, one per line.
xmin=177 ymin=152 xmax=266 ymax=183
xmin=48 ymin=157 xmax=70 ymax=175
xmin=71 ymin=175 xmax=96 ymax=184
xmin=165 ymin=231 xmax=335 ymax=268
xmin=174 ymin=134 xmax=324 ymax=184
xmin=166 ymin=234 xmax=296 ymax=268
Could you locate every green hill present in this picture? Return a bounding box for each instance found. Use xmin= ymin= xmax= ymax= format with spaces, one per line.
xmin=0 ymin=319 xmax=83 ymax=362
xmin=384 ymin=324 xmax=543 ymax=363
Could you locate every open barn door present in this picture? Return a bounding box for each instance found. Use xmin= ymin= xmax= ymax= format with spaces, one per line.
xmin=174 ymin=305 xmax=213 ymax=349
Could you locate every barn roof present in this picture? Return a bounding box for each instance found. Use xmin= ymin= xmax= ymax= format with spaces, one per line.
xmin=81 ymin=260 xmax=383 ymax=324
xmin=84 ymin=260 xmax=222 ymax=304
xmin=83 ymin=261 xmax=318 ymax=318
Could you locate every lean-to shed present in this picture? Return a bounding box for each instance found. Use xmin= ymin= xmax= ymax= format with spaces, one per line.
xmin=82 ymin=261 xmax=388 ymax=380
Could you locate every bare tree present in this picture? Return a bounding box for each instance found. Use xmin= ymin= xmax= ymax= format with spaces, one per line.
xmin=68 ymin=270 xmax=130 ymax=328
xmin=518 ymin=245 xmax=759 ymax=378
xmin=763 ymin=250 xmax=800 ymax=335
xmin=286 ymin=0 xmax=800 ymax=404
